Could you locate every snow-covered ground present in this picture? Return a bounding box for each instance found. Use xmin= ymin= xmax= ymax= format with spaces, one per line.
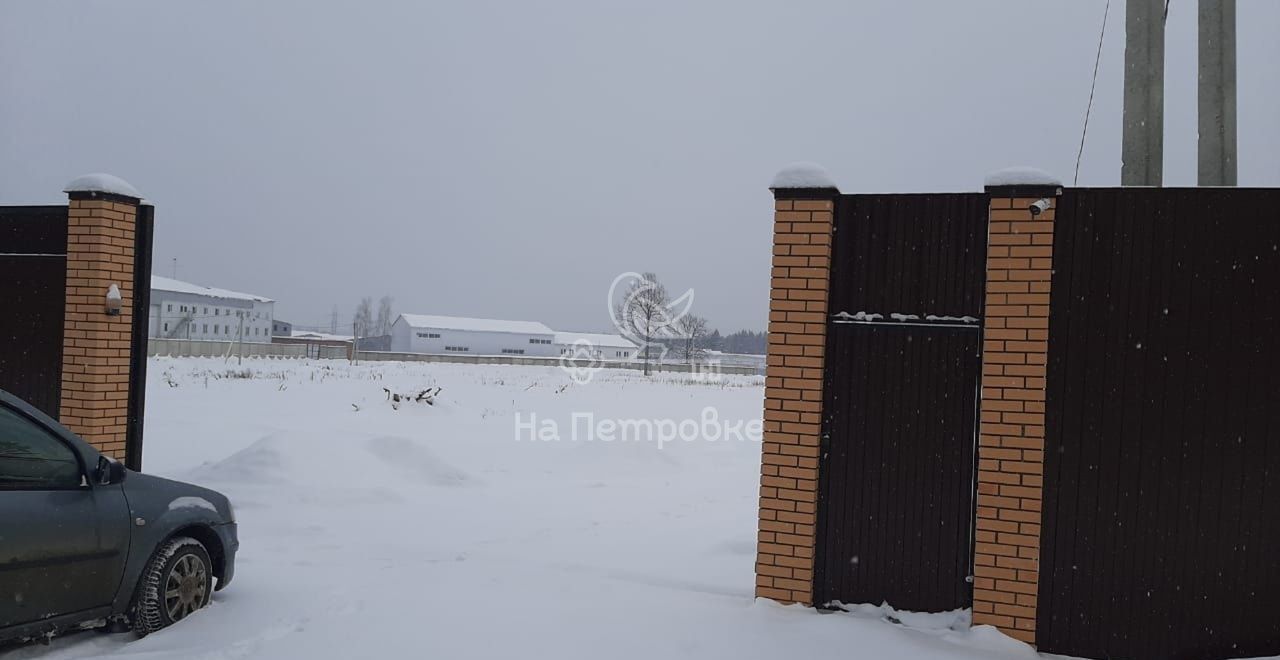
xmin=9 ymin=357 xmax=1044 ymax=660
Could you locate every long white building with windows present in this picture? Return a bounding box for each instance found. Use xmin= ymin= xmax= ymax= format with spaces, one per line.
xmin=149 ymin=275 xmax=275 ymax=341
xmin=554 ymin=331 xmax=637 ymax=360
xmin=390 ymin=314 xmax=558 ymax=356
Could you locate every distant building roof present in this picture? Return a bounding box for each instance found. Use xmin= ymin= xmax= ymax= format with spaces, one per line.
xmin=151 ymin=275 xmax=274 ymax=303
xmin=397 ymin=314 xmax=554 ymax=335
xmin=291 ymin=330 xmax=352 ymax=341
xmin=554 ymin=331 xmax=637 ymax=349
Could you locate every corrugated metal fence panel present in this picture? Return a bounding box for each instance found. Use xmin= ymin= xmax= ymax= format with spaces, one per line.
xmin=0 ymin=206 xmax=68 ymax=417
xmin=818 ymin=324 xmax=982 ymax=611
xmin=828 ymin=194 xmax=990 ymax=319
xmin=815 ymin=193 xmax=988 ymax=612
xmin=126 ymin=205 xmax=154 ymax=470
xmin=1039 ymin=188 xmax=1280 ymax=660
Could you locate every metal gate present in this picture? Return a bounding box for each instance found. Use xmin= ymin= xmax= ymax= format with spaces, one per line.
xmin=0 ymin=206 xmax=69 ymax=418
xmin=814 ymin=193 xmax=989 ymax=611
xmin=1038 ymin=188 xmax=1280 ymax=660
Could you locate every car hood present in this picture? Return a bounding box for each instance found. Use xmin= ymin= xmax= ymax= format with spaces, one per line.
xmin=121 ymin=470 xmax=235 ymax=527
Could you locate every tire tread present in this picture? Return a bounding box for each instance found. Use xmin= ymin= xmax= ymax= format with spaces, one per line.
xmin=133 ymin=536 xmax=209 ymax=637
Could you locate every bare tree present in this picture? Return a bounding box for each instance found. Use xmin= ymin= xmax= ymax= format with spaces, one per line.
xmin=353 ymin=297 xmax=374 ymax=339
xmin=676 ymin=314 xmax=708 ymax=363
xmin=375 ymin=296 xmax=395 ymax=336
xmin=615 ymin=272 xmax=672 ymax=376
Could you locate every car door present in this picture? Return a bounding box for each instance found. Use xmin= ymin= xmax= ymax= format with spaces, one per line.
xmin=0 ymin=403 xmax=131 ymax=629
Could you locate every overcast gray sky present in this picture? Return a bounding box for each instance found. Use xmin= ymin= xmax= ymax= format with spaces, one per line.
xmin=3 ymin=1 xmax=1277 ymax=333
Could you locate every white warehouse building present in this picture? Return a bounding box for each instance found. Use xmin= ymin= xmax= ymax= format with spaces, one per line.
xmin=149 ymin=275 xmax=275 ymax=341
xmin=390 ymin=314 xmax=558 ymax=357
xmin=555 ymin=332 xmax=637 ymax=361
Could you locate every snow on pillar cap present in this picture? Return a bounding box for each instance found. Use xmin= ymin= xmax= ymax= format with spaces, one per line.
xmin=770 ymin=162 xmax=839 ymax=199
xmin=983 ymin=167 xmax=1063 ymax=195
xmin=64 ymin=173 xmax=143 ymax=203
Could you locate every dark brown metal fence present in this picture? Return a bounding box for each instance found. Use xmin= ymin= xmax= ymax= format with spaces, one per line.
xmin=0 ymin=206 xmax=69 ymax=417
xmin=1038 ymin=188 xmax=1280 ymax=660
xmin=126 ymin=204 xmax=155 ymax=470
xmin=814 ymin=193 xmax=989 ymax=612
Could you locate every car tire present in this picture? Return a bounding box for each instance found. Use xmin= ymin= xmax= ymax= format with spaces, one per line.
xmin=133 ymin=536 xmax=213 ymax=637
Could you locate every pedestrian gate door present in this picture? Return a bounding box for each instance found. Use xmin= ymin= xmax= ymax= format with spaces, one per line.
xmin=814 ymin=193 xmax=989 ymax=612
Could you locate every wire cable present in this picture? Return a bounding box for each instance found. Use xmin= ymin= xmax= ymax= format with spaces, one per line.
xmin=1074 ymin=0 xmax=1112 ymax=186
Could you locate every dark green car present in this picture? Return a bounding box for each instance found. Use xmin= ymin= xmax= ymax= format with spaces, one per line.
xmin=0 ymin=389 xmax=238 ymax=643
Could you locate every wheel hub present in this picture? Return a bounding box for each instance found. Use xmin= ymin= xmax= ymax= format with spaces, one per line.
xmin=164 ymin=554 xmax=208 ymax=621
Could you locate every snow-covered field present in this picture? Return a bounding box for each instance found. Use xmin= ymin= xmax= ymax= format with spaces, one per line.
xmin=9 ymin=357 xmax=1044 ymax=660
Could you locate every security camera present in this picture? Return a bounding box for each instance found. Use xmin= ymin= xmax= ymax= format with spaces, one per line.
xmin=1029 ymin=198 xmax=1052 ymax=216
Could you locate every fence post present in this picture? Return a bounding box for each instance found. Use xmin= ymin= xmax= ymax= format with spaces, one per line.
xmin=971 ymin=169 xmax=1063 ymax=644
xmin=755 ymin=164 xmax=839 ymax=605
xmin=58 ymin=174 xmax=144 ymax=461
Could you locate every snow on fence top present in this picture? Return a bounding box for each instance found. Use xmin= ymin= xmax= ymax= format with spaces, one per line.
xmin=152 ymin=275 xmax=274 ymax=303
xmin=770 ymin=162 xmax=838 ymax=190
xmin=553 ymin=331 xmax=638 ymax=349
xmin=833 ymin=311 xmax=979 ymax=324
xmin=983 ymin=166 xmax=1062 ymax=188
xmin=63 ymin=173 xmax=143 ymax=200
xmin=398 ymin=314 xmax=554 ymax=336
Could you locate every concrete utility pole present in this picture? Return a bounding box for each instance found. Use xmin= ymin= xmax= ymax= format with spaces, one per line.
xmin=1198 ymin=0 xmax=1237 ymax=186
xmin=1122 ymin=0 xmax=1166 ymax=186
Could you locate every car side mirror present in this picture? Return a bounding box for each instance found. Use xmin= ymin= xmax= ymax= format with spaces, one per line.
xmin=96 ymin=456 xmax=127 ymax=486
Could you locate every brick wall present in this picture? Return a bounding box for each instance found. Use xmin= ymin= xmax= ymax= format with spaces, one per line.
xmin=970 ymin=193 xmax=1057 ymax=643
xmin=59 ymin=197 xmax=139 ymax=459
xmin=755 ymin=193 xmax=836 ymax=605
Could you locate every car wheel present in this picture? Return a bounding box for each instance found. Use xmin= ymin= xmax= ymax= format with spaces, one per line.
xmin=133 ymin=536 xmax=213 ymax=637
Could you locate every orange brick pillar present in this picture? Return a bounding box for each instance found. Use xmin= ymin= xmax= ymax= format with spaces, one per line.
xmin=971 ymin=171 xmax=1062 ymax=644
xmin=59 ymin=174 xmax=144 ymax=460
xmin=755 ymin=164 xmax=839 ymax=605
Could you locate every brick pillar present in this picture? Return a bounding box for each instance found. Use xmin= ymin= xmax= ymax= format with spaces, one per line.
xmin=59 ymin=174 xmax=144 ymax=460
xmin=755 ymin=164 xmax=839 ymax=605
xmin=971 ymin=173 xmax=1062 ymax=644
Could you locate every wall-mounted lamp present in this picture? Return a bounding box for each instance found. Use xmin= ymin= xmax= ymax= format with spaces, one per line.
xmin=105 ymin=283 xmax=122 ymax=316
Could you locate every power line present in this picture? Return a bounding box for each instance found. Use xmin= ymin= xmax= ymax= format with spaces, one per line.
xmin=1074 ymin=0 xmax=1112 ymax=186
